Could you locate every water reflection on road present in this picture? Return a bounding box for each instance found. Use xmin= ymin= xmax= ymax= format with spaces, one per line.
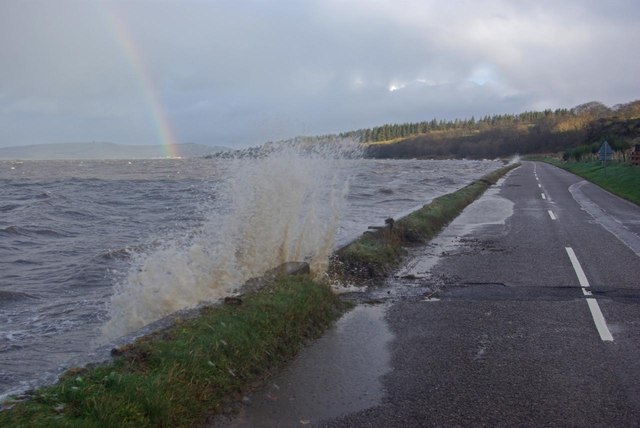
xmin=216 ymin=304 xmax=393 ymax=427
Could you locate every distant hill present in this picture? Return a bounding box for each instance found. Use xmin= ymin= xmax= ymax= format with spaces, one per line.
xmin=0 ymin=142 xmax=230 ymax=160
xmin=347 ymin=100 xmax=640 ymax=159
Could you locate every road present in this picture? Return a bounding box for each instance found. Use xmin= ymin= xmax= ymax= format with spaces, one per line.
xmin=216 ymin=161 xmax=640 ymax=427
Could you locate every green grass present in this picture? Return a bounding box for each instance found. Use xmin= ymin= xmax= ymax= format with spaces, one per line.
xmin=332 ymin=163 xmax=520 ymax=279
xmin=0 ymin=276 xmax=348 ymax=428
xmin=544 ymin=160 xmax=640 ymax=205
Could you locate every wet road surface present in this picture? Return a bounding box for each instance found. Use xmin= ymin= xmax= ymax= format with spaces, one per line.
xmin=215 ymin=161 xmax=640 ymax=427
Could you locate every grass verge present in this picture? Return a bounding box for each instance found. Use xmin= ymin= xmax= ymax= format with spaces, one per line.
xmin=0 ymin=275 xmax=348 ymax=428
xmin=541 ymin=159 xmax=640 ymax=205
xmin=332 ymin=163 xmax=520 ymax=279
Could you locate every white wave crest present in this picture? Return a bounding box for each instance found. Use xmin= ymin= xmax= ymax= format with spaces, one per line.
xmin=103 ymin=141 xmax=360 ymax=338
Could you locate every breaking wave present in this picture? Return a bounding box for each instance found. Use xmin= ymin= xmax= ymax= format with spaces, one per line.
xmin=103 ymin=141 xmax=360 ymax=338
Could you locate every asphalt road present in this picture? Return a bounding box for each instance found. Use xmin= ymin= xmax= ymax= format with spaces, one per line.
xmin=217 ymin=161 xmax=640 ymax=427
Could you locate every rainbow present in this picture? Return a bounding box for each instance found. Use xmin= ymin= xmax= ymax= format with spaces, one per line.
xmin=101 ymin=4 xmax=180 ymax=158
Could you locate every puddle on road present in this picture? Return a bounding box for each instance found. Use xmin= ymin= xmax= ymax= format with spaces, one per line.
xmin=397 ymin=181 xmax=514 ymax=280
xmin=217 ymin=304 xmax=393 ymax=427
xmin=335 ymin=179 xmax=516 ymax=305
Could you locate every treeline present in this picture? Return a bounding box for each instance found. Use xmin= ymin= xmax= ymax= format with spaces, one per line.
xmin=366 ymin=126 xmax=581 ymax=159
xmin=341 ymin=109 xmax=574 ymax=143
xmin=353 ymin=101 xmax=640 ymax=159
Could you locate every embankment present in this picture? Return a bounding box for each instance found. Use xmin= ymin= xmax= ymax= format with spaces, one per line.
xmin=0 ymin=162 xmax=519 ymax=427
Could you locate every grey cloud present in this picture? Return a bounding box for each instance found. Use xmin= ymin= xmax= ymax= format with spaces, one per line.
xmin=0 ymin=0 xmax=639 ymax=148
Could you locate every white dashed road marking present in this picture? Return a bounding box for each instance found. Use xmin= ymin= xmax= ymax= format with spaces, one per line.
xmin=565 ymin=247 xmax=613 ymax=341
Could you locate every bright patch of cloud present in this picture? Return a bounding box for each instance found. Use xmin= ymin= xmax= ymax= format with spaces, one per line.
xmin=388 ymin=81 xmax=407 ymax=92
xmin=468 ymin=65 xmax=496 ymax=86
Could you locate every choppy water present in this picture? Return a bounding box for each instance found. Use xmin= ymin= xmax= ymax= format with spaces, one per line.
xmin=0 ymin=152 xmax=500 ymax=397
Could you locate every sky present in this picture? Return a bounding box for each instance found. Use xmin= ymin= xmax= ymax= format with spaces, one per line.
xmin=1 ymin=0 xmax=639 ymax=150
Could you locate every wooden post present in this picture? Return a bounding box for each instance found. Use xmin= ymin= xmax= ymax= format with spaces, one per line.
xmin=632 ymin=144 xmax=640 ymax=166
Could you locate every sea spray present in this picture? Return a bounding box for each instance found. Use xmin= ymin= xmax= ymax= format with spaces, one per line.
xmin=103 ymin=140 xmax=360 ymax=338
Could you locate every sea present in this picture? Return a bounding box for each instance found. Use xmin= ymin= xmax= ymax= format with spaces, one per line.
xmin=0 ymin=147 xmax=501 ymax=397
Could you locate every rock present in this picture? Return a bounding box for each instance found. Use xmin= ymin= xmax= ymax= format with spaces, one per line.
xmin=224 ymin=297 xmax=243 ymax=306
xmin=271 ymin=262 xmax=310 ymax=276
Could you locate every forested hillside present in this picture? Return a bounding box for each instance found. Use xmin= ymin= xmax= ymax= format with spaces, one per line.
xmin=339 ymin=100 xmax=640 ymax=159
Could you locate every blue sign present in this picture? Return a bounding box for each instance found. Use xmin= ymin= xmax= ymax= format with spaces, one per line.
xmin=599 ymin=141 xmax=612 ymax=161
